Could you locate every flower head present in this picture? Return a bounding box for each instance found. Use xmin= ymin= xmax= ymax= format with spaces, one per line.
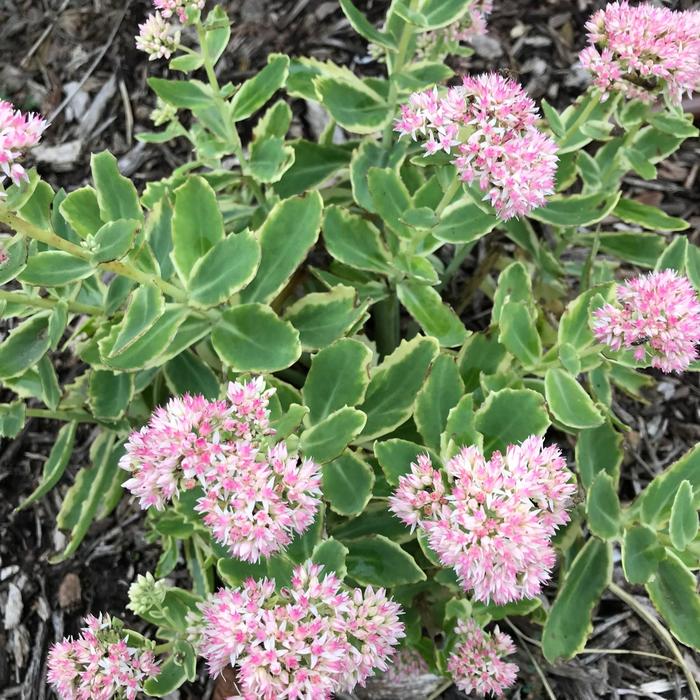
xmin=127 ymin=573 xmax=168 ymax=616
xmin=47 ymin=614 xmax=159 ymax=700
xmin=390 ymin=437 xmax=576 ymax=604
xmin=136 ymin=12 xmax=180 ymax=60
xmin=395 ymin=73 xmax=558 ymax=219
xmin=196 ymin=562 xmax=404 ymax=699
xmin=382 ymin=646 xmax=431 ymax=684
xmin=579 ymin=1 xmax=700 ymax=104
xmin=0 ymin=100 xmax=48 ymax=189
xmin=121 ymin=377 xmax=321 ymax=562
xmin=448 ymin=619 xmax=518 ymax=697
xmin=593 ymin=269 xmax=700 ymax=373
xmin=153 ymin=0 xmax=205 ymax=23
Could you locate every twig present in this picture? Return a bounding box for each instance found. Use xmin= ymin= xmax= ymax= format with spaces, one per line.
xmin=425 ymin=679 xmax=453 ymax=700
xmin=505 ymin=618 xmax=557 ymax=700
xmin=20 ymin=0 xmax=72 ymax=68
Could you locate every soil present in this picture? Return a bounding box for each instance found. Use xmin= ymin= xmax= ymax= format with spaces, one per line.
xmin=1 ymin=0 xmax=699 ymax=698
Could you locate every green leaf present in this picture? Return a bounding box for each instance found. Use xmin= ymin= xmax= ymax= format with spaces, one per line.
xmin=358 ymin=336 xmax=439 ymax=440
xmin=542 ymin=538 xmax=612 ymax=662
xmin=107 ymin=285 xmax=164 ymax=357
xmin=323 ymin=205 xmax=393 ymax=273
xmin=594 ymin=231 xmax=665 ymax=268
xmin=541 ymin=98 xmax=565 ymax=137
xmin=286 ymin=504 xmax=324 ymax=564
xmin=0 ymin=401 xmax=26 ymax=438
xmin=441 ymin=394 xmax=481 ymax=455
xmin=350 ymin=139 xmax=392 ymax=212
xmin=338 ymin=0 xmax=397 ymax=49
xmin=400 ymin=0 xmax=472 ymax=29
xmin=17 ymin=421 xmax=76 ymax=510
xmin=498 ymin=301 xmax=541 ymax=366
xmin=433 ymin=201 xmax=498 ymax=244
xmin=164 ymin=351 xmax=219 ymax=400
xmin=315 ymin=77 xmax=390 ymax=134
xmin=19 ymin=181 xmax=53 ymax=229
xmin=188 ymin=230 xmax=260 ymax=307
xmin=0 ymin=237 xmax=27 ymax=285
xmin=249 ymin=136 xmax=295 ymax=184
xmin=37 ymin=355 xmax=61 ymax=410
xmin=613 ymin=197 xmax=689 ymax=232
xmin=345 ymin=535 xmax=426 ymax=586
xmin=90 ymin=151 xmax=142 ymax=222
xmin=169 ymin=54 xmax=204 ymax=72
xmin=300 ymin=407 xmax=366 ymax=463
xmin=472 ymin=597 xmax=541 ymax=623
xmin=646 ymin=552 xmax=700 ymax=650
xmin=414 ymin=354 xmax=464 ymax=450
xmin=374 ymin=438 xmax=440 ymax=485
xmin=143 ymin=657 xmax=188 ymax=697
xmin=59 ymin=187 xmax=104 ymax=237
xmin=274 ymin=141 xmax=350 ymax=198
xmin=53 ymin=433 xmax=122 ymax=562
xmin=474 ymin=388 xmax=550 ymax=456
xmin=231 ymin=54 xmax=290 ymax=121
xmin=368 ymin=167 xmax=412 ymax=238
xmin=148 ymin=77 xmax=211 ymax=109
xmin=322 ymin=450 xmax=375 ymax=516
xmin=655 ymin=236 xmax=688 ymax=274
xmin=669 ymin=481 xmax=698 ymax=551
xmin=0 ymin=314 xmax=51 ymax=379
xmin=89 ymin=219 xmax=139 ymax=263
xmin=212 ymin=303 xmax=301 ymax=372
xmin=587 ymin=473 xmax=620 ymax=540
xmin=575 ymin=421 xmax=623 ymax=489
xmin=303 ymin=338 xmax=373 ymax=424
xmin=285 ymin=285 xmax=365 ymax=351
xmin=171 ymin=175 xmax=224 ymax=282
xmin=635 ymin=445 xmax=700 ymax=527
xmin=491 ymin=262 xmax=532 ymax=324
xmin=18 ymin=251 xmax=93 ymax=286
xmin=622 ymin=524 xmax=665 ymax=585
xmin=311 ymin=538 xmax=348 ymax=579
xmin=253 ymin=100 xmax=292 ymax=140
xmin=646 ymin=112 xmax=699 ymax=139
xmin=530 ymin=192 xmax=621 ymax=228
xmin=240 ymin=192 xmax=323 ymax=303
xmin=559 ymin=343 xmax=581 ymax=376
xmin=88 ymin=370 xmax=134 ymax=420
xmin=204 ymin=6 xmax=230 ymax=62
xmin=624 ymin=148 xmax=656 ymax=180
xmin=545 ymin=368 xmax=605 ymax=430
xmin=397 ymin=282 xmax=468 ymax=348
xmin=558 ymin=285 xmax=613 ymax=351
xmin=217 ymin=557 xmax=268 ymax=586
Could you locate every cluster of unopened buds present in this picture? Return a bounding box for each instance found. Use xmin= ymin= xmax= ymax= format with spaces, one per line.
xmin=120 ymin=377 xmax=322 ymax=562
xmin=579 ymin=1 xmax=700 ymax=104
xmin=136 ymin=0 xmax=205 ymax=60
xmin=389 ymin=436 xmax=576 ymax=604
xmin=448 ymin=619 xmax=518 ymax=697
xmin=593 ymin=270 xmax=700 ymax=373
xmin=196 ymin=562 xmax=405 ymax=699
xmin=395 ymin=73 xmax=558 ymax=220
xmin=0 ymin=100 xmax=48 ymax=190
xmin=47 ymin=614 xmax=159 ymax=700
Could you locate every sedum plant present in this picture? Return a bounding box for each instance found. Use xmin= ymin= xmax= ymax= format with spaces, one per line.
xmin=1 ymin=0 xmax=700 ymax=697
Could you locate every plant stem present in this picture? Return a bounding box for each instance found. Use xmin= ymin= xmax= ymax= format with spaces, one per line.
xmin=505 ymin=619 xmax=557 ymax=700
xmin=0 ymin=209 xmax=188 ymax=302
xmin=609 ymin=582 xmax=700 ymax=700
xmin=153 ymin=642 xmax=174 ymax=655
xmin=435 ymin=176 xmax=461 ymax=217
xmin=26 ymin=408 xmax=99 ymax=423
xmin=425 ymin=679 xmax=453 ymax=700
xmin=560 ymin=90 xmax=601 ymax=143
xmin=0 ymin=289 xmax=102 ymax=315
xmin=374 ymin=291 xmax=400 ymax=357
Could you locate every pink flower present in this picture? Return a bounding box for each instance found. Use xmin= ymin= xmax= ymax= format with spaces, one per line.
xmin=389 ymin=437 xmax=576 ymax=604
xmin=153 ymin=0 xmax=205 ymax=23
xmin=382 ymin=647 xmax=431 ymax=684
xmin=395 ymin=73 xmax=558 ymax=220
xmin=196 ymin=562 xmax=404 ymax=699
xmin=121 ymin=377 xmax=321 ymax=561
xmin=447 ymin=619 xmax=518 ymax=697
xmin=0 ymin=100 xmax=48 ymax=189
xmin=47 ymin=614 xmax=159 ymax=700
xmin=593 ymin=269 xmax=700 ymax=373
xmin=136 ymin=12 xmax=180 ymax=60
xmin=579 ymin=1 xmax=700 ymax=104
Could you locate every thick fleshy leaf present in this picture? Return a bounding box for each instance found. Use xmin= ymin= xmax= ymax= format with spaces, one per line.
xmin=164 ymin=351 xmax=219 ymax=400
xmin=530 ymin=192 xmax=620 ymax=228
xmin=253 ymin=100 xmax=292 ymax=140
xmin=311 ymin=538 xmax=348 ymax=580
xmin=344 ymin=535 xmax=426 ymax=586
xmin=558 ymin=284 xmax=613 ymax=351
xmin=231 ymin=54 xmax=290 ymax=121
xmin=148 ymin=78 xmax=211 ymax=109
xmin=0 ymin=314 xmax=51 ymax=379
xmin=669 ymin=481 xmax=698 ymax=551
xmin=374 ymin=439 xmax=441 ymax=485
xmin=322 ymin=450 xmax=375 ymax=516
xmin=303 ymin=338 xmax=373 ymax=424
xmin=358 ymin=336 xmax=439 ymax=440
xmin=240 ymin=192 xmax=323 ymax=304
xmin=433 ymin=201 xmax=498 ymax=244
xmin=542 ymin=538 xmax=612 ymax=662
xmin=300 ymin=407 xmax=366 ymax=463
xmin=106 ymin=285 xmax=164 ymax=358
xmin=587 ymin=472 xmax=620 ymax=540
xmin=0 ymin=400 xmax=26 ymax=438
xmin=575 ymin=421 xmax=623 ymax=489
xmin=90 ymin=151 xmax=142 ymax=222
xmin=274 ymin=141 xmax=351 ymax=198
xmin=622 ymin=524 xmax=665 ymax=585
xmin=315 ymin=77 xmax=391 ymax=134
xmin=249 ymin=136 xmax=296 ymax=183
xmin=59 ymin=187 xmax=103 ymax=237
xmin=90 ymin=219 xmax=139 ymax=263
xmin=338 ymin=0 xmax=397 ymax=49
xmin=212 ymin=304 xmax=301 ymax=372
xmin=368 ymin=167 xmax=412 ymax=238
xmin=545 ymin=368 xmax=605 ymax=430
xmin=441 ymin=394 xmax=482 ymax=455
xmin=88 ymin=370 xmax=134 ymax=420
xmin=143 ymin=657 xmax=188 ymax=697
xmin=18 ymin=251 xmax=93 ymax=286
xmin=498 ymin=301 xmax=541 ymax=366
xmin=491 ymin=262 xmax=532 ymax=324
xmin=613 ymin=197 xmax=688 ymax=231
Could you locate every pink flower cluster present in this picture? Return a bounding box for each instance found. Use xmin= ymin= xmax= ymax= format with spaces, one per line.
xmin=154 ymin=0 xmax=204 ymax=23
xmin=382 ymin=647 xmax=431 ymax=684
xmin=579 ymin=1 xmax=700 ymax=104
xmin=395 ymin=73 xmax=558 ymax=220
xmin=452 ymin=0 xmax=494 ymax=40
xmin=389 ymin=436 xmax=576 ymax=604
xmin=593 ymin=270 xmax=700 ymax=373
xmin=197 ymin=562 xmax=405 ymax=699
xmin=0 ymin=100 xmax=48 ymax=189
xmin=46 ymin=614 xmax=159 ymax=700
xmin=121 ymin=377 xmax=322 ymax=562
xmin=447 ymin=619 xmax=518 ymax=697
xmin=136 ymin=0 xmax=204 ymax=60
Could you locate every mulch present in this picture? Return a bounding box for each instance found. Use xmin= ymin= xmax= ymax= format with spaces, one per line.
xmin=1 ymin=0 xmax=699 ymax=698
